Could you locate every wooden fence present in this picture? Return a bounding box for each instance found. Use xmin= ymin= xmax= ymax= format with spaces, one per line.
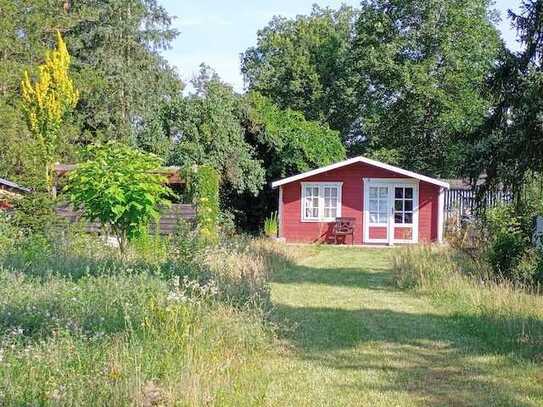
xmin=444 ymin=188 xmax=513 ymax=222
xmin=56 ymin=203 xmax=196 ymax=235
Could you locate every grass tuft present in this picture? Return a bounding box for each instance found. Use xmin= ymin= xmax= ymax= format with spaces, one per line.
xmin=392 ymin=245 xmax=543 ymax=358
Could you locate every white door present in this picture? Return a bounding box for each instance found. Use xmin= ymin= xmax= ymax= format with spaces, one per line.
xmin=364 ymin=183 xmax=391 ymax=244
xmin=363 ymin=180 xmax=419 ymax=245
xmin=392 ymin=185 xmax=418 ymax=244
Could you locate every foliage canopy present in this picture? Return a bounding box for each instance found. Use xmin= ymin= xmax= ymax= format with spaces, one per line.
xmin=66 ymin=142 xmax=172 ymax=252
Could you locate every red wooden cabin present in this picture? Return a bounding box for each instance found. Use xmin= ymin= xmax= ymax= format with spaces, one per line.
xmin=272 ymin=156 xmax=449 ymax=245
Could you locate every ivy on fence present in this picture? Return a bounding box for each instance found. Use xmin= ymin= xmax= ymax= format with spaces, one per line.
xmin=185 ymin=164 xmax=220 ymax=244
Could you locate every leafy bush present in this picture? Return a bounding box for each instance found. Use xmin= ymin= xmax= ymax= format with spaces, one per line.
xmin=263 ymin=211 xmax=278 ymax=238
xmin=185 ymin=164 xmax=220 ymax=244
xmin=484 ymin=204 xmax=538 ymax=282
xmin=66 ymin=142 xmax=173 ymax=253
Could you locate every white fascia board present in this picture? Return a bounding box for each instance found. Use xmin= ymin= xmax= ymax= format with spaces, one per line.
xmin=271 ymin=156 xmax=450 ymax=189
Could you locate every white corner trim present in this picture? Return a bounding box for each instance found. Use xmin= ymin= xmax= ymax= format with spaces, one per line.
xmin=271 ymin=156 xmax=450 ymax=189
xmin=278 ymin=186 xmax=284 ymax=238
xmin=437 ymin=187 xmax=445 ymax=243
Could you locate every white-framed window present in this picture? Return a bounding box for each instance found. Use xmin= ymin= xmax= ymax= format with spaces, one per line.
xmin=368 ymin=186 xmax=389 ymax=225
xmin=394 ymin=186 xmax=414 ymax=225
xmin=301 ymin=182 xmax=342 ymax=221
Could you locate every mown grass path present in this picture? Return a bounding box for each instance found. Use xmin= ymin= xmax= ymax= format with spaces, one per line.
xmin=266 ymin=246 xmax=543 ymax=407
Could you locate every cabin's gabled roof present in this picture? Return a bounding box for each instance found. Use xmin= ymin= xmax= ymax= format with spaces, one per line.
xmin=271 ymin=156 xmax=450 ymax=189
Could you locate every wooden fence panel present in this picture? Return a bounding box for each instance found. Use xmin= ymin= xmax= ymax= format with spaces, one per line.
xmin=444 ymin=188 xmax=513 ymax=222
xmin=56 ymin=203 xmax=196 ymax=235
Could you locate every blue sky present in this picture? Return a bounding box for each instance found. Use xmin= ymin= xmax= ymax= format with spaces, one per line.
xmin=160 ymin=1 xmax=522 ymax=92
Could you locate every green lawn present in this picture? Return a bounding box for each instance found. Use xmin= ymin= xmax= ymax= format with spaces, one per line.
xmin=266 ymin=246 xmax=543 ymax=407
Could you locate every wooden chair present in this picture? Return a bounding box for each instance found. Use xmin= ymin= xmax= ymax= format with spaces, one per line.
xmin=332 ymin=217 xmax=355 ymax=245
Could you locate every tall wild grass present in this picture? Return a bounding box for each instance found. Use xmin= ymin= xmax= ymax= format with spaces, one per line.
xmin=393 ymin=246 xmax=543 ymax=358
xmin=0 ymin=218 xmax=293 ymax=405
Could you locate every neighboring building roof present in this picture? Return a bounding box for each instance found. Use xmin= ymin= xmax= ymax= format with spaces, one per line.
xmin=54 ymin=163 xmax=185 ymax=185
xmin=271 ymin=156 xmax=450 ymax=189
xmin=0 ymin=178 xmax=31 ymax=194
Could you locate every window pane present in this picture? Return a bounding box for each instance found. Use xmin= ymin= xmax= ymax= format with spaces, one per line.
xmin=331 ymin=188 xmax=337 ymax=199
xmin=404 ymin=212 xmax=413 ymax=224
xmin=395 ymin=213 xmax=403 ymax=224
xmin=395 ymin=200 xmax=403 ymax=211
xmin=405 ymin=188 xmax=413 ymax=199
xmin=369 ymin=187 xmax=377 ymax=199
xmin=370 ymin=213 xmax=378 ymax=223
xmin=379 ymin=187 xmax=388 ymax=198
xmin=379 ymin=213 xmax=388 ymax=223
xmin=395 ymin=188 xmax=404 ymax=199
xmin=369 ymin=200 xmax=378 ymax=211
xmin=312 ymin=207 xmax=318 ymax=218
xmin=330 ymin=208 xmax=337 ymax=218
xmin=405 ymin=200 xmax=413 ymax=211
xmin=329 ymin=197 xmax=337 ymax=208
xmin=324 ymin=208 xmax=330 ymax=218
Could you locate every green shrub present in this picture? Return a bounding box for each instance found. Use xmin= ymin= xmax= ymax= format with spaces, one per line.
xmin=217 ymin=208 xmax=237 ymax=238
xmin=185 ymin=164 xmax=220 ymax=244
xmin=484 ymin=204 xmax=533 ymax=282
xmin=263 ymin=211 xmax=278 ymax=238
xmin=66 ymin=142 xmax=173 ymax=253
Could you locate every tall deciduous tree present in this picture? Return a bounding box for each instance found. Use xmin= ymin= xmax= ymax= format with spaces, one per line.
xmin=21 ymin=31 xmax=79 ymax=192
xmin=352 ymin=0 xmax=501 ymax=176
xmin=66 ymin=0 xmax=181 ymax=145
xmin=0 ymin=0 xmax=181 ymax=187
xmin=164 ymin=66 xmax=265 ymax=196
xmin=225 ymin=91 xmax=346 ymax=232
xmin=241 ymin=5 xmax=358 ymax=138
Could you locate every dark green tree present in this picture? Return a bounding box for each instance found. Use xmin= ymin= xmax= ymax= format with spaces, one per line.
xmin=466 ymin=1 xmax=543 ymax=194
xmin=351 ymin=0 xmax=501 ymax=176
xmin=241 ymin=5 xmax=358 ymax=138
xmin=66 ymin=0 xmax=182 ymax=145
xmin=226 ymin=92 xmax=346 ymax=232
xmin=164 ymin=65 xmax=265 ymax=196
xmin=0 ymin=0 xmax=182 ymax=188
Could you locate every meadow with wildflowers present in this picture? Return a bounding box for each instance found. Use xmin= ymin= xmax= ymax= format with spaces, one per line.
xmin=0 ymin=220 xmax=286 ymax=405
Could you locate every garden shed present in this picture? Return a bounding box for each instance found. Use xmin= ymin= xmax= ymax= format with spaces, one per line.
xmin=0 ymin=178 xmax=31 ymax=210
xmin=271 ymin=156 xmax=449 ymax=245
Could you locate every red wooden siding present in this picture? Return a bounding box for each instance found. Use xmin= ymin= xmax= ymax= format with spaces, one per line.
xmin=280 ymin=161 xmax=440 ymax=243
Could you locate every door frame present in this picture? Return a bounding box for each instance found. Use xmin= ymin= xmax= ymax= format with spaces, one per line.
xmin=363 ymin=178 xmax=419 ymax=245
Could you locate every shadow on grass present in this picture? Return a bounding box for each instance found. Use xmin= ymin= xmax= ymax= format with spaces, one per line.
xmin=274 ymin=303 xmax=543 ymax=406
xmin=269 ymin=248 xmax=543 ymax=406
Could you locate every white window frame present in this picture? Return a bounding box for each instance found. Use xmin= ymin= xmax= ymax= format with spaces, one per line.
xmin=367 ymin=185 xmax=390 ymax=227
xmin=301 ymin=182 xmax=342 ymax=222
